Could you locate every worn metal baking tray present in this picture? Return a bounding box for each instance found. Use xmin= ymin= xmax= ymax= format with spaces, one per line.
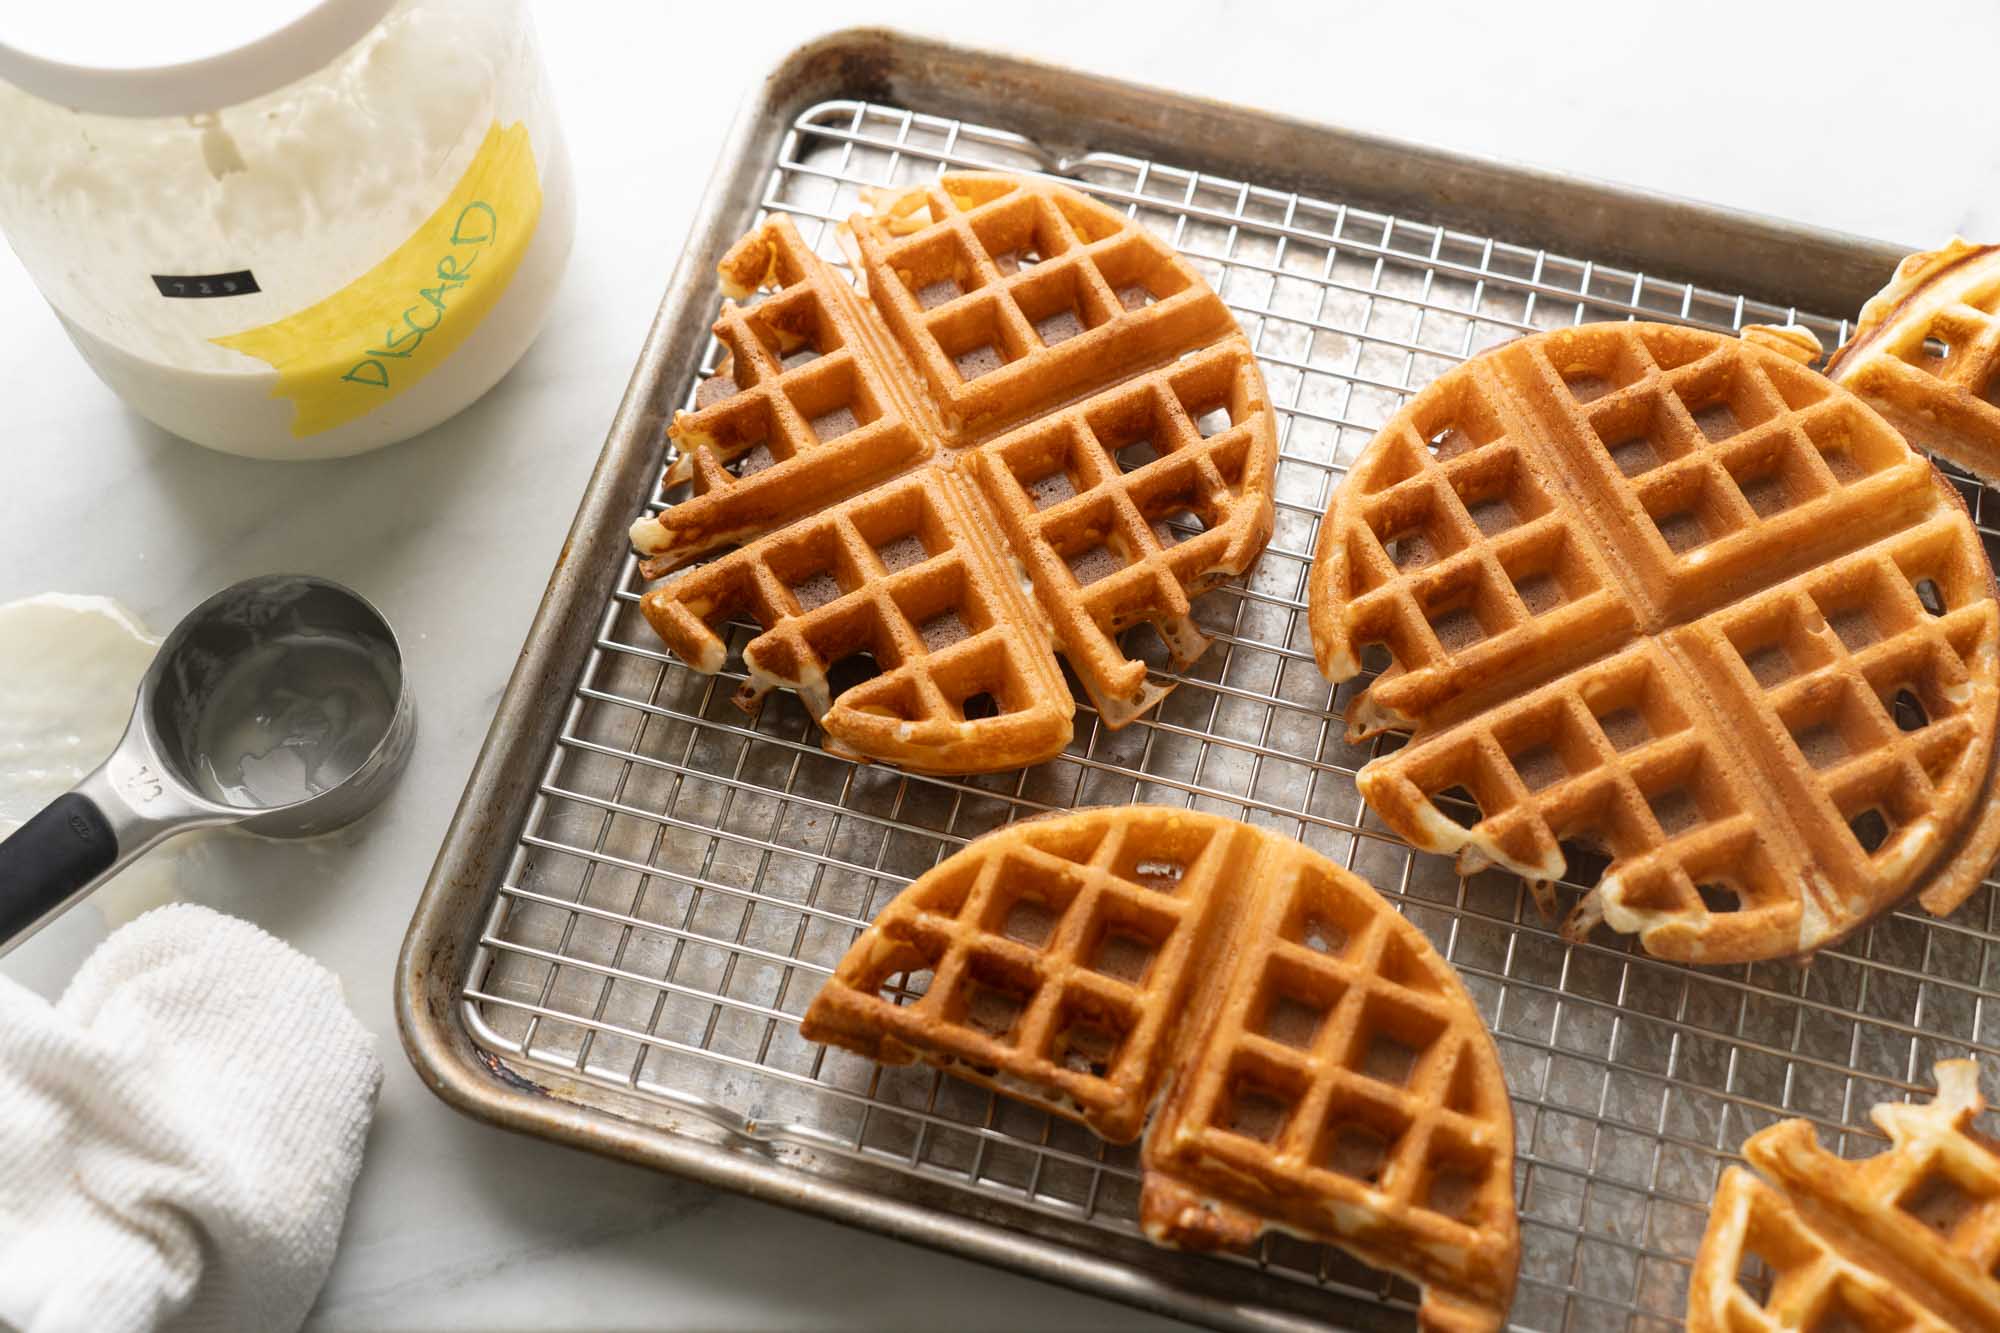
xmin=397 ymin=27 xmax=2000 ymax=1331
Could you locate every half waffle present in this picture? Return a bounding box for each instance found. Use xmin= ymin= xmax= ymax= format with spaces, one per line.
xmin=630 ymin=174 xmax=1277 ymax=774
xmin=1687 ymin=1060 xmax=2000 ymax=1332
xmin=1827 ymin=238 xmax=2000 ymax=483
xmin=1308 ymin=321 xmax=2000 ymax=964
xmin=801 ymin=807 xmax=1520 ymax=1333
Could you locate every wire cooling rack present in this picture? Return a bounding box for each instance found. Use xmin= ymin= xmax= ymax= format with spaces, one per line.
xmin=460 ymin=98 xmax=2000 ymax=1330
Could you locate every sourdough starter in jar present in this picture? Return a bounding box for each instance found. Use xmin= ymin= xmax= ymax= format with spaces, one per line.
xmin=0 ymin=0 xmax=574 ymax=458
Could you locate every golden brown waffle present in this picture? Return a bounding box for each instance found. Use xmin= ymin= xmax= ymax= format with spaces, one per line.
xmin=1827 ymin=238 xmax=2000 ymax=483
xmin=801 ymin=807 xmax=1520 ymax=1333
xmin=1687 ymin=1060 xmax=2000 ymax=1332
xmin=1309 ymin=321 xmax=2000 ymax=964
xmin=630 ymin=174 xmax=1277 ymax=773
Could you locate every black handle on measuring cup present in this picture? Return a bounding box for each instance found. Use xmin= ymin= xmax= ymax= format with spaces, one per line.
xmin=0 ymin=793 xmax=118 ymax=946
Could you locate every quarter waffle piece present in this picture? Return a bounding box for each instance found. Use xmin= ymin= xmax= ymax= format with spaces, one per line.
xmin=629 ymin=174 xmax=1277 ymax=774
xmin=801 ymin=807 xmax=1520 ymax=1333
xmin=1687 ymin=1059 xmax=2000 ymax=1332
xmin=1309 ymin=321 xmax=2000 ymax=963
xmin=1826 ymin=238 xmax=2000 ymax=483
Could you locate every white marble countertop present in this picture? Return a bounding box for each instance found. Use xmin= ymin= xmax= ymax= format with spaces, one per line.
xmin=5 ymin=2 xmax=1998 ymax=1328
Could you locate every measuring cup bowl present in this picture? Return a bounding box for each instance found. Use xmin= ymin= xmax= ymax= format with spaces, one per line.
xmin=0 ymin=574 xmax=415 ymax=950
xmin=141 ymin=575 xmax=417 ymax=837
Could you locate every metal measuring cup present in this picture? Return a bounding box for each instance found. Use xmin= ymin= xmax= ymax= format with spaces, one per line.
xmin=0 ymin=574 xmax=415 ymax=951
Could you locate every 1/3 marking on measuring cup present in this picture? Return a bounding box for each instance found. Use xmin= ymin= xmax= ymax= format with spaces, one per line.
xmin=117 ymin=760 xmax=164 ymax=803
xmin=152 ymin=270 xmax=261 ymax=299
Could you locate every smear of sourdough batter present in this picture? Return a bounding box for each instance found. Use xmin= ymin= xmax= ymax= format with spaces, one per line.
xmin=0 ymin=594 xmax=189 ymax=928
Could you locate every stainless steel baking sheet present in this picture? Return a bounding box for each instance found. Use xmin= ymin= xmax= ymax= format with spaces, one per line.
xmin=398 ymin=29 xmax=2000 ymax=1331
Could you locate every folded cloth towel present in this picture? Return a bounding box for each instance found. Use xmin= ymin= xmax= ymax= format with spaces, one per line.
xmin=0 ymin=904 xmax=380 ymax=1333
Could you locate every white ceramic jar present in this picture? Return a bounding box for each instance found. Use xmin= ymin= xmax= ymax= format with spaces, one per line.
xmin=0 ymin=0 xmax=574 ymax=459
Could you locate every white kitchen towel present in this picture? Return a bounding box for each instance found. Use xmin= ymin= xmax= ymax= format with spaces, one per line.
xmin=0 ymin=904 xmax=381 ymax=1333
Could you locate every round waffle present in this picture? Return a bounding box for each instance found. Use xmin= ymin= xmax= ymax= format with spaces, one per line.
xmin=630 ymin=174 xmax=1276 ymax=774
xmin=1309 ymin=322 xmax=2000 ymax=964
xmin=1826 ymin=238 xmax=2000 ymax=484
xmin=801 ymin=807 xmax=1520 ymax=1333
xmin=1687 ymin=1060 xmax=2000 ymax=1332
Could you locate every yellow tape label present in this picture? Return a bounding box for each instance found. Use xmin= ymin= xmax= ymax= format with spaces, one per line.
xmin=215 ymin=121 xmax=542 ymax=438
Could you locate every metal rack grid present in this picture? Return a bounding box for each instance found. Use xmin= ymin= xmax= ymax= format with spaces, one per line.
xmin=460 ymin=98 xmax=2000 ymax=1330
